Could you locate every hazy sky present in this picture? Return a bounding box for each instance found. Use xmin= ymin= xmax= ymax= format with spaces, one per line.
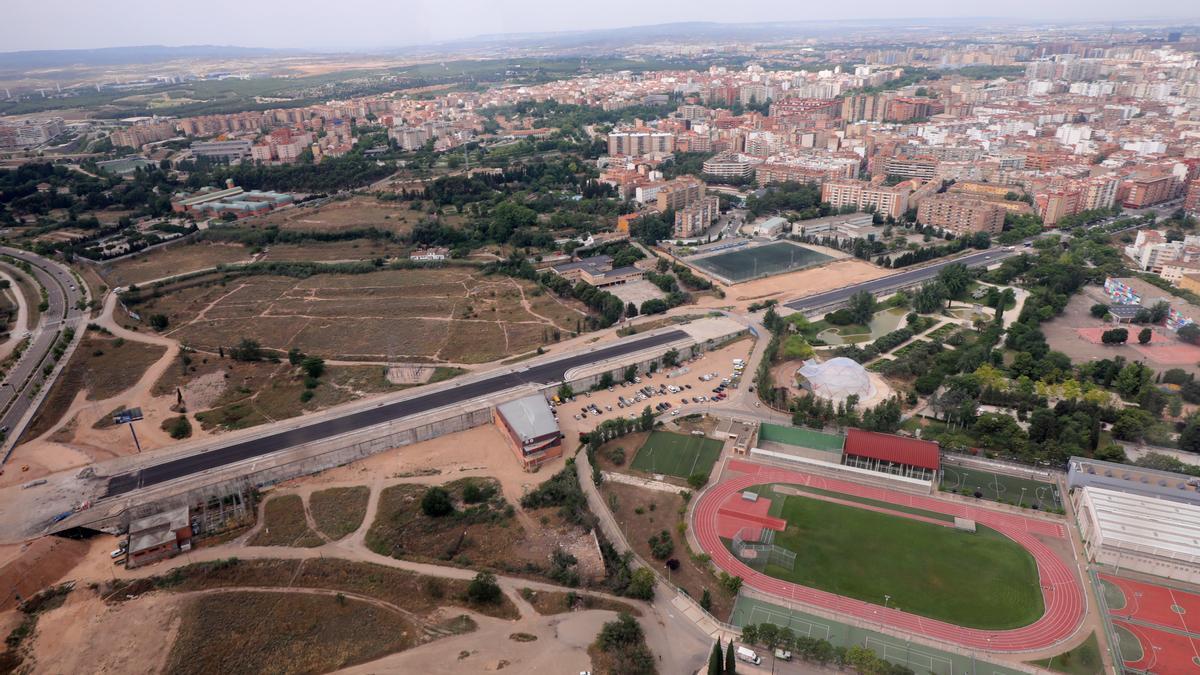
xmin=2 ymin=0 xmax=1195 ymax=52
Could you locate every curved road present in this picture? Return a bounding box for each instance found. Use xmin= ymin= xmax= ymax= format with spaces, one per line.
xmin=0 ymin=248 xmax=87 ymax=461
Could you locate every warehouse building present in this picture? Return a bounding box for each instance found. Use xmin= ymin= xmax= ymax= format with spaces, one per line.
xmin=494 ymin=394 xmax=563 ymax=470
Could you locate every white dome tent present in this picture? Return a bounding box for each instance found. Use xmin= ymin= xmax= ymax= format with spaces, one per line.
xmin=797 ymin=357 xmax=876 ymax=404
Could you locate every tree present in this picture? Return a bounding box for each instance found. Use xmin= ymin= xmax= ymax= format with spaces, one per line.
xmin=627 ymin=567 xmax=655 ymax=600
xmin=420 ymin=486 xmax=454 ymax=517
xmin=936 ymin=263 xmax=971 ymax=301
xmin=599 ymin=372 xmax=614 ymax=389
xmin=1100 ymin=328 xmax=1128 ymax=345
xmin=700 ymin=588 xmax=713 ymax=612
xmin=229 ymin=338 xmax=264 ymax=361
xmin=912 ymin=281 xmax=945 ymax=314
xmin=1179 ymin=323 xmax=1200 ymax=345
xmin=663 ymin=348 xmax=679 ymax=368
xmin=624 ymin=365 xmax=638 ymax=383
xmin=1090 ymin=303 xmax=1110 ymax=319
xmin=639 ymin=405 xmax=654 ymax=431
xmin=557 ymin=383 xmax=574 ymax=400
xmin=725 ymin=638 xmax=737 ymax=674
xmin=708 ymin=641 xmax=723 ymax=675
xmin=626 ymin=301 xmax=638 ymax=318
xmin=847 ymin=290 xmax=876 ymax=325
xmin=148 ymin=313 xmax=169 ymax=331
xmin=467 ymin=571 xmax=502 ymax=604
xmin=1181 ymin=417 xmax=1200 ymax=455
xmin=1138 ymin=327 xmax=1153 ymax=345
xmin=300 ymin=355 xmax=325 ymax=378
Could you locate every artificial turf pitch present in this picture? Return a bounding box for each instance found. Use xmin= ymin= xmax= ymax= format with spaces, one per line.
xmin=629 ymin=431 xmax=724 ymax=479
xmin=742 ymin=485 xmax=1045 ymax=630
xmin=758 ymin=423 xmax=844 ymax=453
xmin=940 ymin=465 xmax=1061 ymax=509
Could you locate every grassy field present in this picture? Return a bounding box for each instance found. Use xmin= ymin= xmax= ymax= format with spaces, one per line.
xmin=940 ymin=464 xmax=1061 ymax=510
xmin=136 ymin=267 xmax=588 ymax=363
xmin=252 ymin=195 xmax=462 ymax=234
xmin=165 ymin=591 xmax=417 ymax=675
xmin=758 ymin=424 xmax=844 ymax=453
xmin=748 ymin=486 xmax=1044 ymax=630
xmin=247 ymin=494 xmax=323 ymax=547
xmin=629 ymin=431 xmax=724 ymax=479
xmin=309 ymin=486 xmax=370 ymax=540
xmin=1028 ymin=632 xmax=1103 ymax=675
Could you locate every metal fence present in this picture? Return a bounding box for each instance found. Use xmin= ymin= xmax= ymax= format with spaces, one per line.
xmin=731 ymin=527 xmax=797 ymax=572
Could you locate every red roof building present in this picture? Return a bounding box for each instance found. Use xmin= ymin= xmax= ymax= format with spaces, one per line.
xmin=842 ymin=428 xmax=940 ymax=481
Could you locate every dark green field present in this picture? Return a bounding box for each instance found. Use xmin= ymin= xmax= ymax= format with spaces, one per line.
xmin=749 ymin=486 xmax=1045 ymax=630
xmin=689 ymin=242 xmax=833 ymax=283
xmin=941 ymin=464 xmax=1061 ymax=509
xmin=629 ymin=431 xmax=723 ymax=479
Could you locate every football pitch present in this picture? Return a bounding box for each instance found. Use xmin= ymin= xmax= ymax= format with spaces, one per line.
xmin=940 ymin=464 xmax=1061 ymax=510
xmin=689 ymin=241 xmax=833 ymax=283
xmin=745 ymin=486 xmax=1045 ymax=630
xmin=629 ymin=431 xmax=724 ymax=479
xmin=758 ymin=423 xmax=844 ymax=453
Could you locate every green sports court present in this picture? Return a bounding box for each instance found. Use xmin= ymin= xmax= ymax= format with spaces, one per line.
xmin=940 ymin=463 xmax=1061 ymax=510
xmin=731 ymin=595 xmax=1026 ymax=675
xmin=758 ymin=423 xmax=845 ymax=453
xmin=629 ymin=430 xmax=724 ymax=479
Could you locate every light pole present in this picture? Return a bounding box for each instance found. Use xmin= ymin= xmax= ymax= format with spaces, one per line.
xmin=1019 ymin=486 xmax=1027 ymax=508
xmin=884 ymin=594 xmax=891 ymax=609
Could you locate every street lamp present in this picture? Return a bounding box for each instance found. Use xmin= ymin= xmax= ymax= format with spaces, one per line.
xmin=884 ymin=594 xmax=891 ymax=609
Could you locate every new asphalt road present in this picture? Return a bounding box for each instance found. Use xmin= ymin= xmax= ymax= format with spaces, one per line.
xmin=104 ymin=328 xmax=690 ymax=496
xmin=0 ymin=248 xmax=86 ymax=459
xmin=783 ymin=246 xmax=1017 ymax=313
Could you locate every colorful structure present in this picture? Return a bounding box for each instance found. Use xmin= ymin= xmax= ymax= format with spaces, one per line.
xmin=1103 ymin=278 xmax=1141 ymax=305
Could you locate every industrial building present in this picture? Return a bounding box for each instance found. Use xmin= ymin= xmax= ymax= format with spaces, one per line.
xmin=126 ymin=506 xmax=192 ymax=568
xmin=171 ymin=184 xmax=294 ymax=218
xmin=494 ymin=394 xmax=563 ymax=470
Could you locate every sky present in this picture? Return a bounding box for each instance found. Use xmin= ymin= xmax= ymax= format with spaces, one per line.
xmin=2 ymin=0 xmax=1196 ymax=52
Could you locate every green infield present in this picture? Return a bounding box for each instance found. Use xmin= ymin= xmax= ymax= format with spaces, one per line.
xmin=758 ymin=424 xmax=844 ymax=453
xmin=940 ymin=464 xmax=1061 ymax=510
xmin=629 ymin=431 xmax=724 ymax=479
xmin=744 ymin=486 xmax=1045 ymax=630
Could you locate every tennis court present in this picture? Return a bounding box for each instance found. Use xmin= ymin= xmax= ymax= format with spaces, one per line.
xmin=629 ymin=430 xmax=724 ymax=479
xmin=759 ymin=423 xmax=844 ymax=453
xmin=688 ymin=241 xmax=833 ymax=284
xmin=940 ymin=464 xmax=1061 ymax=510
xmin=730 ymin=595 xmax=1024 ymax=675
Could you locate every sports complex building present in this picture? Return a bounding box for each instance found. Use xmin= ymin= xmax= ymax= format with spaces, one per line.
xmin=1069 ymin=456 xmax=1200 ymax=584
xmin=748 ymin=424 xmax=941 ymax=491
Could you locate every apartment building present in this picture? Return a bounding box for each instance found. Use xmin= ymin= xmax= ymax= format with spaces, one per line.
xmin=1124 ymin=173 xmax=1177 ymax=209
xmin=0 ymin=117 xmax=65 ymax=148
xmin=883 ymin=156 xmax=939 ymax=181
xmin=111 ymin=120 xmax=178 ymax=149
xmin=674 ymin=196 xmax=720 ymax=239
xmin=820 ymin=179 xmax=912 ymax=220
xmin=655 ymin=177 xmax=706 ymax=212
xmin=1187 ymin=179 xmax=1200 ymax=219
xmin=702 ymin=152 xmax=753 ymax=180
xmin=607 ymin=129 xmax=675 ymax=157
xmin=916 ymin=194 xmax=1007 ymax=236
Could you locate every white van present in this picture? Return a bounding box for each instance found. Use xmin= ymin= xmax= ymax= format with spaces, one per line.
xmin=736 ymin=646 xmax=761 ymax=665
xmin=775 ymin=648 xmax=792 ymax=661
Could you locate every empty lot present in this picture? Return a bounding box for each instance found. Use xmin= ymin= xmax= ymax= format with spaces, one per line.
xmin=139 ymin=267 xmax=590 ymax=363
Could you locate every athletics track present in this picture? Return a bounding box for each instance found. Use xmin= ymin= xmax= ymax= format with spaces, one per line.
xmin=692 ymin=460 xmax=1085 ymax=652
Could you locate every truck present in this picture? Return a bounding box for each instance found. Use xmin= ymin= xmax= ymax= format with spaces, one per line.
xmin=775 ymin=648 xmax=792 ymax=661
xmin=736 ymin=646 xmax=761 ymax=665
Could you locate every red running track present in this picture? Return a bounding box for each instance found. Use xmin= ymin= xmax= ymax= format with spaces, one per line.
xmin=695 ymin=463 xmax=1085 ymax=652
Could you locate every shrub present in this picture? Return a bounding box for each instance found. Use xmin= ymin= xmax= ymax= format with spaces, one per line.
xmin=687 ymin=472 xmax=709 ymax=489
xmin=162 ymin=415 xmax=192 ymax=440
xmin=648 ymin=530 xmax=674 ymax=559
xmin=421 ymin=486 xmax=454 ymax=517
xmin=466 ymin=571 xmax=502 ymax=604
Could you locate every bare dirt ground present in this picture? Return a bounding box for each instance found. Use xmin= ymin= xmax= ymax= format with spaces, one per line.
xmin=134 ymin=267 xmax=589 ymax=363
xmin=249 ymin=195 xmax=458 ymax=235
xmin=26 ymin=591 xmax=181 ymax=675
xmin=98 ymin=241 xmax=252 ymax=287
xmin=692 ymin=257 xmax=889 ymax=311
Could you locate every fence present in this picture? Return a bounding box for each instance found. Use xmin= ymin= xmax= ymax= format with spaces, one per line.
xmin=731 ymin=527 xmax=797 ymax=572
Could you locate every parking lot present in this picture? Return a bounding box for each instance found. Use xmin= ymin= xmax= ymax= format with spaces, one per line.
xmin=553 ymin=338 xmax=754 ymax=444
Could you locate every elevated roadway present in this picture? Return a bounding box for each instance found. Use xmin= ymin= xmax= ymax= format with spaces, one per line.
xmin=103 ymin=328 xmax=691 ymax=497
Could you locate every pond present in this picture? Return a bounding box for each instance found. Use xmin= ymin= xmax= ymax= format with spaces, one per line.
xmin=816 ymin=307 xmax=909 ymax=346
